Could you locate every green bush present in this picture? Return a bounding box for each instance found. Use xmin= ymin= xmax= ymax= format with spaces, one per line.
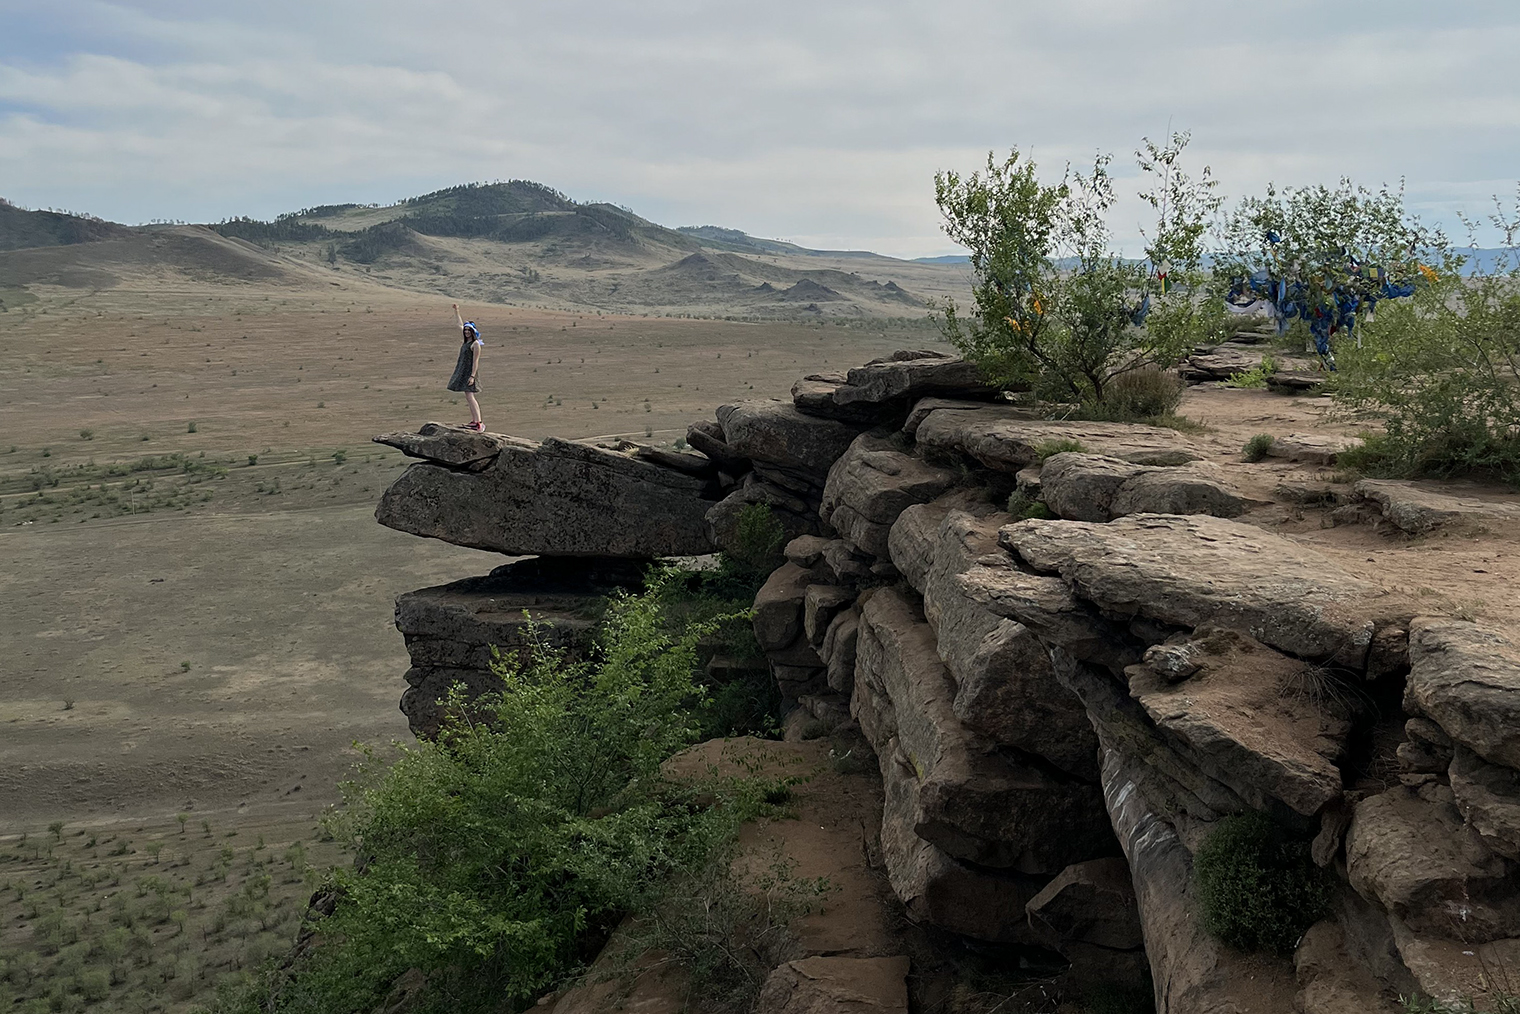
xmin=1193 ymin=812 xmax=1330 ymax=955
xmin=1093 ymin=366 xmax=1185 ymax=420
xmin=217 ymin=571 xmax=759 ymax=1014
xmin=1242 ymin=434 xmax=1276 ymax=462
xmin=728 ymin=502 xmax=786 ymax=573
xmin=1338 ymin=267 xmax=1520 ymax=483
xmin=1035 ymin=438 xmax=1087 ymax=461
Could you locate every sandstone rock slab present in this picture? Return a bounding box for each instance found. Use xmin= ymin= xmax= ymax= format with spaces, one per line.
xmin=1039 ymin=452 xmax=1253 ymax=523
xmin=1405 ymin=617 xmax=1520 ymax=768
xmin=1001 ymin=514 xmax=1405 ymax=668
xmin=720 ymin=400 xmax=869 ymax=478
xmin=377 ymin=435 xmax=714 ymax=557
xmin=1127 ymin=629 xmax=1351 ymax=816
xmin=820 ymin=433 xmax=958 ymax=558
xmin=1354 ymin=479 xmax=1520 ymax=536
xmin=1449 ymin=746 xmax=1520 ymax=861
xmin=373 ymin=421 xmax=524 ymax=468
xmin=833 ymin=350 xmax=999 ymax=407
xmin=1026 ymin=857 xmax=1143 ymax=951
xmin=914 ymin=405 xmax=1204 ymax=472
xmin=1265 ymin=433 xmax=1361 ymax=466
xmin=754 ymin=956 xmax=910 ymax=1014
xmin=853 ymin=589 xmax=1114 ymax=872
xmin=1345 ymin=784 xmax=1520 ymax=942
xmin=791 ymin=372 xmax=890 ymax=423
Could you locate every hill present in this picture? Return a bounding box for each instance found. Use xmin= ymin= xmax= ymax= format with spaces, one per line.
xmin=0 ymin=182 xmax=971 ymax=319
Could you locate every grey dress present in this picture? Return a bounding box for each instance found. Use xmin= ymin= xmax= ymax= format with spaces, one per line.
xmin=447 ymin=338 xmax=480 ymax=393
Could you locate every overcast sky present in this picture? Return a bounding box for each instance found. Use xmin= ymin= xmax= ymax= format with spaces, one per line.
xmin=2 ymin=0 xmax=1517 ymax=258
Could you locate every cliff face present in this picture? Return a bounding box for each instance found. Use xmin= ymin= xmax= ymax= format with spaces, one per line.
xmin=376 ymin=351 xmax=1520 ymax=1013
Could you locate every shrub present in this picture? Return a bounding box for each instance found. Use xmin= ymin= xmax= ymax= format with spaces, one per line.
xmin=1193 ymin=811 xmax=1329 ymax=954
xmin=234 ymin=573 xmax=756 ymax=1013
xmin=729 ymin=502 xmax=786 ymax=573
xmin=187 ymin=421 xmax=197 ymax=433
xmin=1338 ymin=265 xmax=1520 ymax=483
xmin=1035 ymin=438 xmax=1087 ymax=461
xmin=1242 ymin=434 xmax=1276 ymax=462
xmin=1006 ymin=491 xmax=1056 ymax=520
xmin=1093 ymin=367 xmax=1185 ymax=419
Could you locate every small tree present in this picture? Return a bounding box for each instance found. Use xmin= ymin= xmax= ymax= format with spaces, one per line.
xmin=935 ymin=135 xmax=1218 ymax=406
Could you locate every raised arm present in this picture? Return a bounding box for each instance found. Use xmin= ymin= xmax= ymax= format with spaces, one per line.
xmin=453 ymin=303 xmax=465 ymax=329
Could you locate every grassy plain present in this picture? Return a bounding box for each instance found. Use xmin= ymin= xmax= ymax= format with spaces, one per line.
xmin=0 ymin=269 xmax=933 ymax=1011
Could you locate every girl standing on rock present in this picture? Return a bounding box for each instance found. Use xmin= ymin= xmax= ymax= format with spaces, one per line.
xmin=448 ymin=304 xmax=484 ymax=431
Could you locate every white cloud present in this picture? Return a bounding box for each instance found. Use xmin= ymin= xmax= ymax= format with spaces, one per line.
xmin=1 ymin=0 xmax=1518 ymax=255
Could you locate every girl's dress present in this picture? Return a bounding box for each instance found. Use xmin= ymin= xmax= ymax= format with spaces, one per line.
xmin=447 ymin=338 xmax=481 ymax=393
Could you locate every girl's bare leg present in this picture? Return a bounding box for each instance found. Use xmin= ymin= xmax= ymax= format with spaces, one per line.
xmin=465 ymin=392 xmax=482 ymax=425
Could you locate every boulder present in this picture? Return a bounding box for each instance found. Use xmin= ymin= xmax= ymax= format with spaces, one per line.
xmin=754 ymin=956 xmax=910 ymax=1014
xmin=804 ymin=584 xmax=854 ymax=646
xmin=1264 ymin=433 xmax=1361 ymax=466
xmin=374 ymin=421 xmax=522 ymax=468
xmin=1179 ymin=342 xmax=1273 ymax=382
xmin=685 ymin=418 xmax=751 ymax=474
xmin=1293 ymin=920 xmax=1402 ymax=1014
xmin=634 ymin=444 xmax=719 ymax=477
xmin=1396 ymin=717 xmax=1453 ymax=776
xmin=1000 ymin=514 xmax=1407 ymax=668
xmin=876 ymin=744 xmax=1048 ymax=943
xmin=1345 ymin=784 xmax=1520 ymax=942
xmin=784 ymin=535 xmax=832 ymax=568
xmin=1039 ymin=452 xmax=1254 ymax=522
xmin=719 ymin=400 xmax=869 ymax=479
xmin=820 ymin=433 xmax=958 ymax=558
xmin=891 ymin=497 xmax=1099 ymax=779
xmin=819 ymin=538 xmax=874 ymax=584
xmin=1056 ymin=650 xmax=1254 ymax=823
xmin=1126 ymin=629 xmax=1352 ymax=817
xmin=791 ymin=372 xmax=900 ymax=424
xmin=1449 ymin=747 xmax=1520 ymax=861
xmin=1266 ymin=370 xmax=1326 ymax=393
xmin=376 ymin=435 xmax=714 ymax=557
xmin=1353 ymin=479 xmax=1520 ymax=536
xmin=1098 ymin=746 xmax=1300 ymax=1014
xmin=1386 ymin=919 xmax=1520 ymax=1011
xmin=753 ymin=563 xmax=819 ymax=662
xmin=820 ymin=605 xmax=861 ymax=695
xmin=1025 ymin=857 xmax=1144 ymax=951
xmin=853 ymin=589 xmax=1115 ymax=872
xmin=1405 ymin=618 xmax=1520 ymax=768
xmin=832 ymin=350 xmax=1000 ymax=408
xmin=914 ymin=406 xmax=1204 ymax=472
xmin=903 ymin=396 xmax=1037 ymax=438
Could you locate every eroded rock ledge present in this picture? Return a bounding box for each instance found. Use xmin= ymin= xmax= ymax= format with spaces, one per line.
xmin=375 ymin=351 xmax=1520 ymax=1013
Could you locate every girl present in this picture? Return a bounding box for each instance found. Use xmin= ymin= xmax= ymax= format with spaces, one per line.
xmin=447 ymin=304 xmax=484 ymax=431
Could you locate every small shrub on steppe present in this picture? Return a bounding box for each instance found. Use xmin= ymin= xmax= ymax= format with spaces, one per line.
xmin=1093 ymin=366 xmax=1186 ymax=419
xmin=1035 ymin=438 xmax=1087 ymax=461
xmin=1242 ymin=434 xmax=1276 ymax=462
xmin=1194 ymin=811 xmax=1329 ymax=955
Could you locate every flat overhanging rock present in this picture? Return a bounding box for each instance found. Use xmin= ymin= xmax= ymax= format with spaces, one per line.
xmin=999 ymin=513 xmax=1405 ymax=666
xmin=373 ymin=421 xmax=529 ymax=468
xmin=376 ymin=434 xmax=715 ymax=558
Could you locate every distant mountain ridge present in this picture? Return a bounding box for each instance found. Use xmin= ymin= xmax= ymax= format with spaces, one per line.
xmin=0 ymin=182 xmax=972 ymax=318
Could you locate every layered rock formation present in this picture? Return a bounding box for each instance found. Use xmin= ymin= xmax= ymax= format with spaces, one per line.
xmin=376 ymin=353 xmax=1520 ymax=1013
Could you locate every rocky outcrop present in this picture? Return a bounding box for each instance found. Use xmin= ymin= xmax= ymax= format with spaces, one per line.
xmin=377 ymin=434 xmax=716 ymax=557
xmin=1038 ymin=452 xmax=1256 ymax=522
xmin=376 ymin=349 xmax=1520 ymax=1014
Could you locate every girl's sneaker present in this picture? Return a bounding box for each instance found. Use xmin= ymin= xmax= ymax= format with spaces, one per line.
xmin=466 ymin=421 xmax=485 ymax=432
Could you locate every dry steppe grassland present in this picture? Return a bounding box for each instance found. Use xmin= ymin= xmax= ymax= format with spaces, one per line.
xmin=0 ymin=261 xmax=930 ymax=1011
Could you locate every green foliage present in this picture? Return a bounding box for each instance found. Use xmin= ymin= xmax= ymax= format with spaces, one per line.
xmin=728 ymin=502 xmax=787 ymax=573
xmin=1006 ymin=491 xmax=1055 ymax=520
xmin=1091 ymin=366 xmax=1185 ymax=419
xmin=1224 ymin=354 xmax=1279 ymax=389
xmin=1034 ymin=438 xmax=1087 ymax=461
xmin=1337 ymin=245 xmax=1520 ymax=482
xmin=935 ymin=134 xmax=1219 ymax=405
xmin=1400 ymin=991 xmax=1520 ymax=1013
xmin=1242 ymin=434 xmax=1276 ymax=462
xmin=233 ymin=571 xmax=759 ymax=1013
xmin=1194 ymin=812 xmax=1330 ymax=955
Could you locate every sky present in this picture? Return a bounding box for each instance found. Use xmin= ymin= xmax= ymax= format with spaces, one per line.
xmin=2 ymin=1 xmax=1519 ymax=259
